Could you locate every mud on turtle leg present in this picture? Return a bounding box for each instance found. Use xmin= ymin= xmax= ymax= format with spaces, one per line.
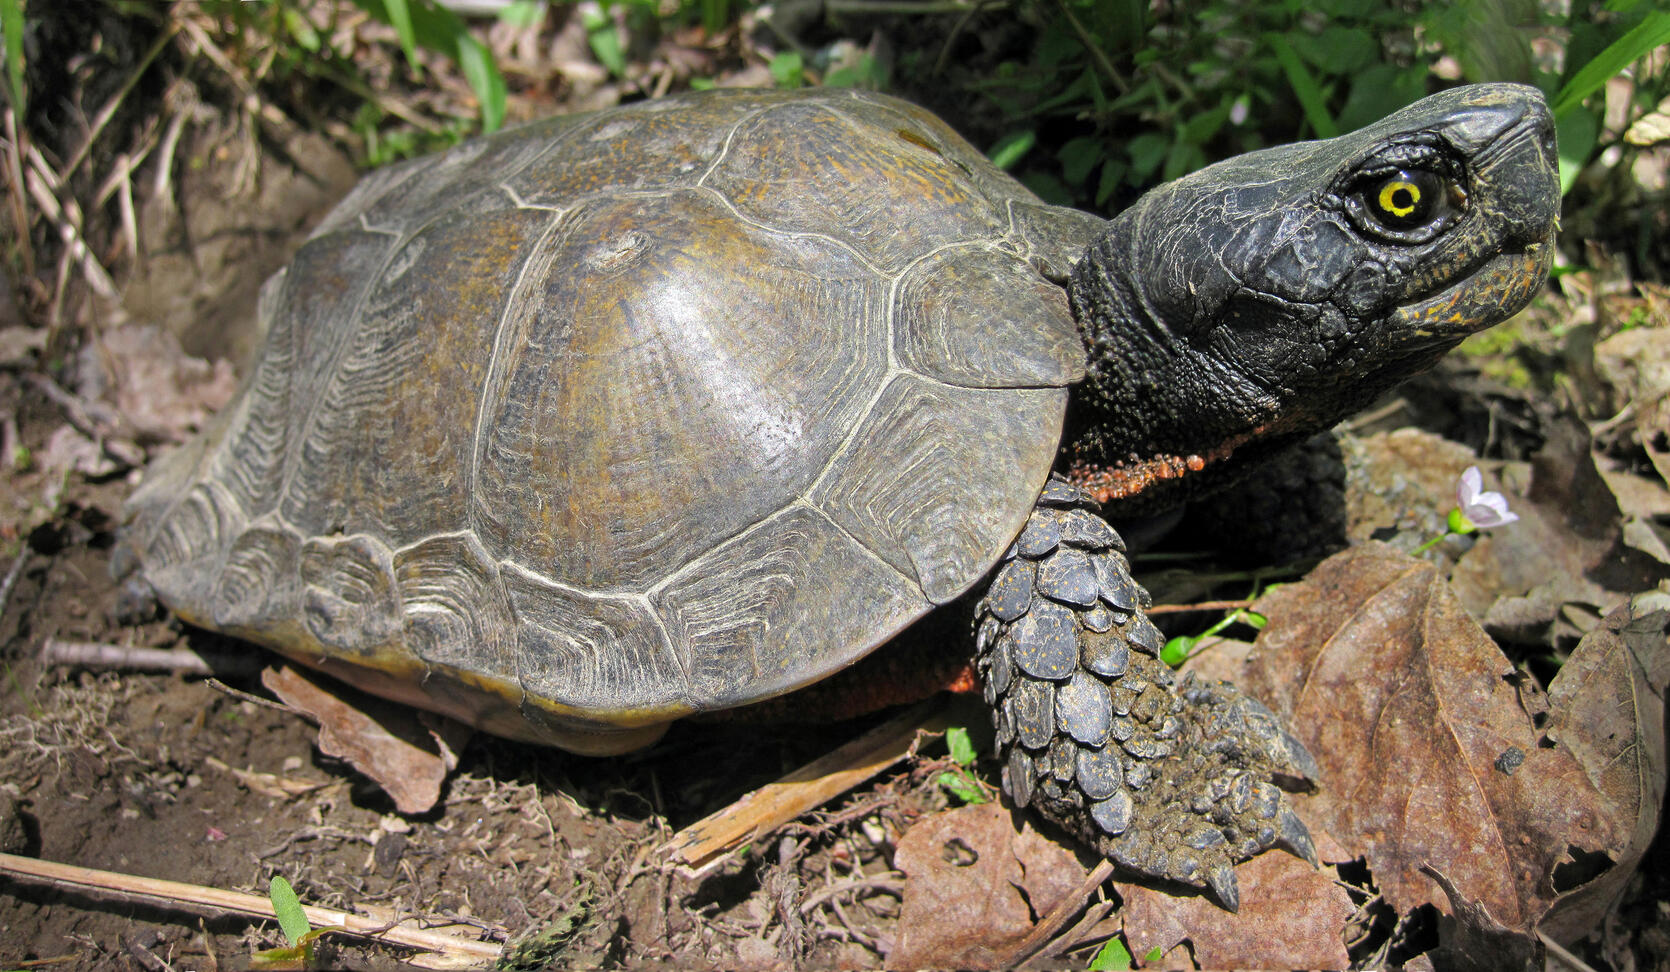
xmin=976 ymin=475 xmax=1317 ymax=911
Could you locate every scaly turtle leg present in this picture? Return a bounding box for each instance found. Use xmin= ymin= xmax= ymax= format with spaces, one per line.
xmin=976 ymin=476 xmax=1317 ymax=911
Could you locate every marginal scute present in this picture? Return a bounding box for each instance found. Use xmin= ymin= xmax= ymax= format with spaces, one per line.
xmin=652 ymin=504 xmax=924 ymax=711
xmin=505 ymin=566 xmax=686 ymax=713
xmin=813 ymin=376 xmax=1065 ymax=603
xmin=299 ymin=534 xmax=402 ymax=654
xmin=895 ymin=246 xmax=1086 ymax=388
xmin=394 ymin=533 xmax=515 ymax=677
xmin=212 ymin=522 xmax=301 ymax=629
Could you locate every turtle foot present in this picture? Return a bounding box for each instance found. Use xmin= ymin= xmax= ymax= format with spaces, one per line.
xmin=976 ymin=476 xmax=1316 ymax=912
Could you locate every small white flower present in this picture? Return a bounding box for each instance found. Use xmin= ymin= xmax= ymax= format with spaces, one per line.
xmin=1456 ymin=466 xmax=1519 ymax=529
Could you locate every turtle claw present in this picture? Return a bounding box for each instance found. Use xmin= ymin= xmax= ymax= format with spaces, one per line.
xmin=1278 ymin=805 xmax=1319 ymax=866
xmin=976 ymin=477 xmax=1318 ymax=909
xmin=1206 ymin=860 xmax=1241 ymax=914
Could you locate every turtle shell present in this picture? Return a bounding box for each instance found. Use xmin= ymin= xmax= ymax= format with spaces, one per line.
xmin=122 ymin=88 xmax=1102 ymax=753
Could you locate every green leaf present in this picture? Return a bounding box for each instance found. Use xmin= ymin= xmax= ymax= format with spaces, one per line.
xmin=455 ymin=35 xmax=505 ymax=132
xmin=1058 ymin=136 xmax=1106 ymax=187
xmin=1265 ymin=32 xmax=1338 ymax=139
xmin=282 ymin=8 xmax=322 ymax=53
xmin=1161 ymin=636 xmax=1193 ymax=668
xmin=582 ymin=5 xmax=625 ymax=77
xmin=497 ymin=1 xmax=547 ymax=28
xmin=1124 ymin=131 xmax=1168 ymax=181
xmin=268 ymin=875 xmax=311 ymax=948
xmin=382 ymin=0 xmax=418 ymax=66
xmin=1087 ymin=936 xmax=1133 ymax=970
xmin=769 ymin=50 xmax=803 ymax=89
xmin=937 ymin=768 xmax=988 ymax=805
xmin=988 ymin=130 xmax=1037 ymax=170
xmin=1 ymin=0 xmax=24 ymax=118
xmin=1290 ymin=26 xmax=1377 ymax=76
xmin=1555 ymin=106 xmax=1600 ymax=194
xmin=824 ymin=52 xmax=887 ymax=90
xmin=946 ymin=725 xmax=978 ymax=767
xmin=1552 ymin=11 xmax=1670 ymax=117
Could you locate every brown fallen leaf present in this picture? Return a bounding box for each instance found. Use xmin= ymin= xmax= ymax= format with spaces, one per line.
xmin=85 ymin=323 xmax=238 ymax=445
xmin=888 ymin=802 xmax=1087 ymax=970
xmin=1535 ymin=593 xmax=1670 ymax=945
xmin=1118 ymin=829 xmax=1355 ymax=970
xmin=262 ymin=665 xmax=471 ymax=815
xmin=1245 ymin=542 xmax=1648 ymax=946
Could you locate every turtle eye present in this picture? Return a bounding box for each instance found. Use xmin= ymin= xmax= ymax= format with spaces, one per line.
xmin=1358 ymin=169 xmax=1458 ymax=234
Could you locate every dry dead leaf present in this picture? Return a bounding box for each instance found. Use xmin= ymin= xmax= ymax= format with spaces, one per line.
xmin=261 ymin=665 xmax=470 ymax=815
xmin=1536 ymin=593 xmax=1670 ymax=945
xmin=1245 ymin=543 xmax=1637 ymax=944
xmin=1118 ymin=832 xmax=1355 ymax=970
xmin=888 ymin=802 xmax=1087 ymax=970
xmin=85 ymin=323 xmax=237 ymax=445
xmin=37 ymin=424 xmax=118 ymax=482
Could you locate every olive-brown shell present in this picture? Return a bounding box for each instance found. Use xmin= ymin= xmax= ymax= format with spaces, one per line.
xmin=122 ymin=88 xmax=1102 ymax=753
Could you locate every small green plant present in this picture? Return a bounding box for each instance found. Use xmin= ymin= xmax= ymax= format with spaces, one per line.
xmin=0 ymin=0 xmax=24 ymax=117
xmin=935 ymin=725 xmax=988 ymax=805
xmin=252 ymin=874 xmax=322 ymax=967
xmin=349 ymin=0 xmax=507 ymax=132
xmin=1088 ymin=935 xmax=1164 ymax=970
xmin=1161 ymin=605 xmax=1267 ymax=668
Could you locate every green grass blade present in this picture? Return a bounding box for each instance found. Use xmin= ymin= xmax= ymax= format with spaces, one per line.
xmin=268 ymin=875 xmax=312 ymax=948
xmin=1 ymin=0 xmax=24 ymax=118
xmin=1551 ymin=11 xmax=1670 ymax=117
xmin=1265 ymin=32 xmax=1339 ymax=139
xmin=988 ymin=130 xmax=1037 ymax=170
xmin=383 ymin=0 xmax=418 ymax=66
xmin=455 ymin=35 xmax=505 ymax=132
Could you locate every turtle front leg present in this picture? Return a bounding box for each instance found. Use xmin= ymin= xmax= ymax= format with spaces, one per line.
xmin=976 ymin=476 xmax=1317 ymax=911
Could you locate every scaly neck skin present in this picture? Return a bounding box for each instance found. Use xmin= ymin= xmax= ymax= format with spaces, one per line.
xmin=1061 ymin=236 xmax=1311 ymax=516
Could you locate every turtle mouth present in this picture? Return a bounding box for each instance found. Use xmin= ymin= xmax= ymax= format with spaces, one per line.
xmin=1389 ymin=236 xmax=1554 ymax=346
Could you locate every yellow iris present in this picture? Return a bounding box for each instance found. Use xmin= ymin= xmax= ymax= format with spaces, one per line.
xmin=1378 ymin=180 xmax=1420 ymax=218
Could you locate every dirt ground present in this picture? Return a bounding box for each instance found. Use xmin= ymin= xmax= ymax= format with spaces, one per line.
xmin=3 ymin=4 xmax=1670 ymax=970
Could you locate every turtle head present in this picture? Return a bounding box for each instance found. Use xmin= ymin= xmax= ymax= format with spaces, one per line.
xmin=1067 ymin=82 xmax=1558 ymax=511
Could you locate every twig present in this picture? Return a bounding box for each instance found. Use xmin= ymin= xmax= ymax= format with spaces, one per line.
xmin=22 ymin=371 xmax=144 ymax=467
xmin=1053 ymin=0 xmax=1128 ymax=96
xmin=0 ymin=852 xmax=503 ymax=970
xmin=0 ymin=547 xmax=30 ymax=629
xmin=1148 ymin=597 xmax=1255 ymax=616
xmin=23 ymin=150 xmax=118 ymax=299
xmin=2 ymin=104 xmax=34 ymax=279
xmin=57 ymin=23 xmax=179 ymax=185
xmin=797 ymin=874 xmax=905 ymax=914
xmin=998 ymin=858 xmax=1116 ymax=968
xmin=1538 ymin=930 xmax=1601 ymax=972
xmin=40 ymin=639 xmax=265 ymax=677
xmin=664 ymin=700 xmax=952 ymax=874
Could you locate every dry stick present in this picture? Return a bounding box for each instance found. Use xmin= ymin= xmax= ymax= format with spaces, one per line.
xmin=23 ymin=151 xmax=118 ymax=299
xmin=665 ymin=699 xmax=952 ymax=873
xmin=57 ymin=23 xmax=180 ymax=185
xmin=998 ymin=858 xmax=1117 ymax=969
xmin=0 ymin=852 xmax=503 ymax=970
xmin=2 ymin=107 xmax=34 ymax=279
xmin=40 ymin=639 xmax=266 ymax=677
xmin=1147 ymin=597 xmax=1256 ymax=616
xmin=22 ymin=371 xmax=145 ymax=467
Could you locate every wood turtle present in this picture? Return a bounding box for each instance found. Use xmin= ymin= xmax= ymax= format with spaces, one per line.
xmin=117 ymin=82 xmax=1559 ymax=908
